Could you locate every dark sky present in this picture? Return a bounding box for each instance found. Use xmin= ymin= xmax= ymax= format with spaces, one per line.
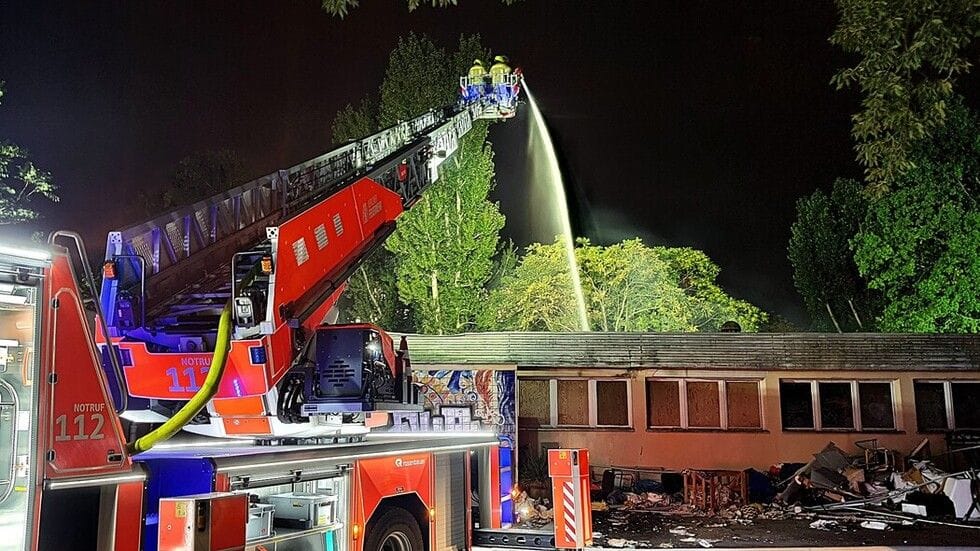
xmin=1 ymin=1 xmax=868 ymax=325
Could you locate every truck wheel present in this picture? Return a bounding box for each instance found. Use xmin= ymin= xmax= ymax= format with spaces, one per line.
xmin=363 ymin=507 xmax=424 ymax=551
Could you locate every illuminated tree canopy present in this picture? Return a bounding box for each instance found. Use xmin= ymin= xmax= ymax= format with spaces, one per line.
xmin=788 ymin=178 xmax=879 ymax=331
xmin=830 ymin=0 xmax=979 ymax=194
xmin=321 ymin=0 xmax=520 ymax=18
xmin=335 ymin=34 xmax=505 ymax=334
xmin=852 ymin=100 xmax=980 ymax=332
xmin=0 ymin=82 xmax=59 ymax=225
xmin=479 ymin=238 xmax=767 ymax=332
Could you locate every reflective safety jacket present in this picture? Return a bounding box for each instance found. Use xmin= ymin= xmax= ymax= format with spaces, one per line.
xmin=489 ymin=62 xmax=511 ymax=84
xmin=468 ymin=64 xmax=487 ymax=79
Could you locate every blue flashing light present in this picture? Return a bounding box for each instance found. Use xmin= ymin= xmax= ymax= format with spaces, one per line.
xmin=249 ymin=345 xmax=267 ymax=364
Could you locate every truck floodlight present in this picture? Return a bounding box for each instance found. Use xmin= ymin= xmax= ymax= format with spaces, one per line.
xmin=102 ymin=260 xmax=118 ymax=280
xmin=0 ymin=295 xmax=27 ymax=305
xmin=0 ymin=244 xmax=50 ymax=261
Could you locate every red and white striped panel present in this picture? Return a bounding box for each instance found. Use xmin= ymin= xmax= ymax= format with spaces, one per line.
xmin=562 ymin=480 xmax=577 ymax=545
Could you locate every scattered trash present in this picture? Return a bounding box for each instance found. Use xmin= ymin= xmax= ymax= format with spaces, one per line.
xmin=901 ymin=503 xmax=927 ymax=517
xmin=809 ymin=519 xmax=839 ymax=531
xmin=513 ymin=490 xmax=553 ymax=529
xmin=583 ymin=440 xmax=980 ymax=549
xmin=860 ymin=520 xmax=890 ymax=531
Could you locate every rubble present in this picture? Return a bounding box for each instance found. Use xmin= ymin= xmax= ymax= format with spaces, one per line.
xmin=860 ymin=520 xmax=890 ymax=531
xmin=809 ymin=519 xmax=839 ymax=531
xmin=519 ymin=440 xmax=980 ymax=548
xmin=512 ymin=489 xmax=554 ymax=528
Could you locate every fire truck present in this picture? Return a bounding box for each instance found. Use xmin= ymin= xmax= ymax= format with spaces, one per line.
xmin=0 ymin=72 xmax=575 ymax=551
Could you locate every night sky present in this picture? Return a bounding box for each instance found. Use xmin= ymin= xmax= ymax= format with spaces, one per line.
xmin=1 ymin=1 xmax=876 ymax=324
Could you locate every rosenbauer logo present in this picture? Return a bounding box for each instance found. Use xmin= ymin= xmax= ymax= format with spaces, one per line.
xmin=394 ymin=457 xmax=426 ymax=468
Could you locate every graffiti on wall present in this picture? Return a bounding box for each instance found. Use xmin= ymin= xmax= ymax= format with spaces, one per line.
xmin=413 ymin=369 xmax=516 ymax=441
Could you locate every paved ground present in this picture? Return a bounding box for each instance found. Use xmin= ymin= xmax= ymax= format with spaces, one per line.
xmin=590 ymin=510 xmax=980 ymax=549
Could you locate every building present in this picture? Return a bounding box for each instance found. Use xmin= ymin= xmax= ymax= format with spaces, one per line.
xmin=403 ymin=332 xmax=980 ymax=471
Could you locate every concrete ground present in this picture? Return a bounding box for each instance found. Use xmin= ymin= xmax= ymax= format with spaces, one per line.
xmin=589 ymin=511 xmax=980 ymax=549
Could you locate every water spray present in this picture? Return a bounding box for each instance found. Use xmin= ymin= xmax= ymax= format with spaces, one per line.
xmin=523 ymin=84 xmax=590 ymax=331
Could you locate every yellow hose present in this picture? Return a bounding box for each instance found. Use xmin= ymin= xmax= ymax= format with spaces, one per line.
xmin=127 ymin=302 xmax=233 ymax=455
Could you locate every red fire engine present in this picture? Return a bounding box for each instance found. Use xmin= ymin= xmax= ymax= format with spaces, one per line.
xmin=0 ymin=71 xmax=586 ymax=551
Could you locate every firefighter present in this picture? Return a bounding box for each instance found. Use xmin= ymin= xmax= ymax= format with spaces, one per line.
xmin=489 ymin=55 xmax=513 ymax=104
xmin=489 ymin=55 xmax=511 ymax=84
xmin=466 ymin=59 xmax=487 ymax=101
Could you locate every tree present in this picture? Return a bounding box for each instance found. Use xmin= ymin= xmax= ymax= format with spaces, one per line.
xmin=830 ymin=0 xmax=980 ymax=194
xmin=341 ymin=250 xmax=417 ymax=331
xmin=334 ymin=34 xmax=505 ymax=334
xmin=321 ymin=0 xmax=519 ymax=18
xmin=788 ymin=178 xmax=879 ymax=331
xmin=0 ymin=82 xmax=58 ymax=225
xmin=378 ymin=33 xmax=487 ymax=127
xmin=387 ymin=122 xmax=505 ymax=333
xmin=139 ymin=149 xmax=247 ymax=215
xmin=480 ymin=238 xmax=766 ymax=332
xmin=330 ymin=96 xmax=377 ymax=144
xmin=852 ymin=100 xmax=980 ymax=332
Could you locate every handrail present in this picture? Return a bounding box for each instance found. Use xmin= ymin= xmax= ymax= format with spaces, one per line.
xmin=100 ymin=107 xmax=458 ymax=327
xmin=49 ymin=230 xmax=128 ymax=413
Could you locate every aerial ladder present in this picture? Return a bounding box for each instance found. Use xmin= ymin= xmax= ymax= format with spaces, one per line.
xmin=0 ymin=70 xmax=536 ymax=551
xmin=96 ymin=76 xmax=523 ymax=442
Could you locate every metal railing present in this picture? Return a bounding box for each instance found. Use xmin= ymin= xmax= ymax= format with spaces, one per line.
xmin=101 ymin=103 xmax=478 ymax=329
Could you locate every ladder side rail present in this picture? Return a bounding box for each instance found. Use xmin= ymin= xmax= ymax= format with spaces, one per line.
xmin=101 ymin=104 xmax=461 ymax=331
xmin=101 ymin=171 xmax=285 ymax=330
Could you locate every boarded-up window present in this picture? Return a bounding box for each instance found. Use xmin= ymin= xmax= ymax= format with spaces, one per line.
xmin=780 ymin=381 xmax=814 ymax=429
xmin=596 ymin=381 xmax=629 ymax=426
xmin=914 ymin=382 xmax=948 ymax=432
xmin=519 ymin=379 xmax=550 ymax=426
xmin=686 ymin=381 xmax=720 ymax=428
xmin=557 ymin=380 xmax=588 ymax=426
xmin=647 ymin=380 xmax=680 ymax=427
xmin=859 ymin=382 xmax=895 ymax=429
xmin=952 ymin=383 xmax=980 ymax=429
xmin=726 ymin=381 xmax=762 ymax=428
xmin=819 ymin=382 xmax=854 ymax=429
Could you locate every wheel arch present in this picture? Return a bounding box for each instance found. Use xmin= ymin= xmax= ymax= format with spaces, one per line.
xmin=365 ymin=493 xmax=430 ymax=551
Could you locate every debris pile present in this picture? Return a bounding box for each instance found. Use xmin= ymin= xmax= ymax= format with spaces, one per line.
xmin=514 ymin=437 xmax=980 ymax=547
xmin=513 ymin=490 xmax=553 ymax=528
xmin=774 ymin=439 xmax=980 ymax=531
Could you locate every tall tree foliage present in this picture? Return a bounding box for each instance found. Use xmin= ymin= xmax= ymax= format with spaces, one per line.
xmin=388 ymin=123 xmax=504 ymax=333
xmin=788 ymin=178 xmax=879 ymax=331
xmin=852 ymin=101 xmax=980 ymax=332
xmin=140 ymin=149 xmax=246 ymax=215
xmin=480 ymin=238 xmax=766 ymax=332
xmin=830 ymin=0 xmax=980 ymax=194
xmin=330 ymin=96 xmax=377 ymax=144
xmin=321 ymin=0 xmax=519 ymax=18
xmin=0 ymin=82 xmax=58 ymax=225
xmin=334 ymin=34 xmax=505 ymax=334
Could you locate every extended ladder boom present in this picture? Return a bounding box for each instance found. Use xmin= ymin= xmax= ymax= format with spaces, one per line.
xmin=96 ymin=72 xmax=522 ymax=439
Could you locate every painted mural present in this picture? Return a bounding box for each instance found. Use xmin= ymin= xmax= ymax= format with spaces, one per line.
xmin=413 ymin=369 xmax=516 ymax=442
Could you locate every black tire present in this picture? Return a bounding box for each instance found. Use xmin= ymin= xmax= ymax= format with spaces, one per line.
xmin=363 ymin=506 xmax=425 ymax=551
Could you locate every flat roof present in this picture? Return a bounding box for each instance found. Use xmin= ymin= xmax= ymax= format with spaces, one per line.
xmin=400 ymin=332 xmax=980 ymax=371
